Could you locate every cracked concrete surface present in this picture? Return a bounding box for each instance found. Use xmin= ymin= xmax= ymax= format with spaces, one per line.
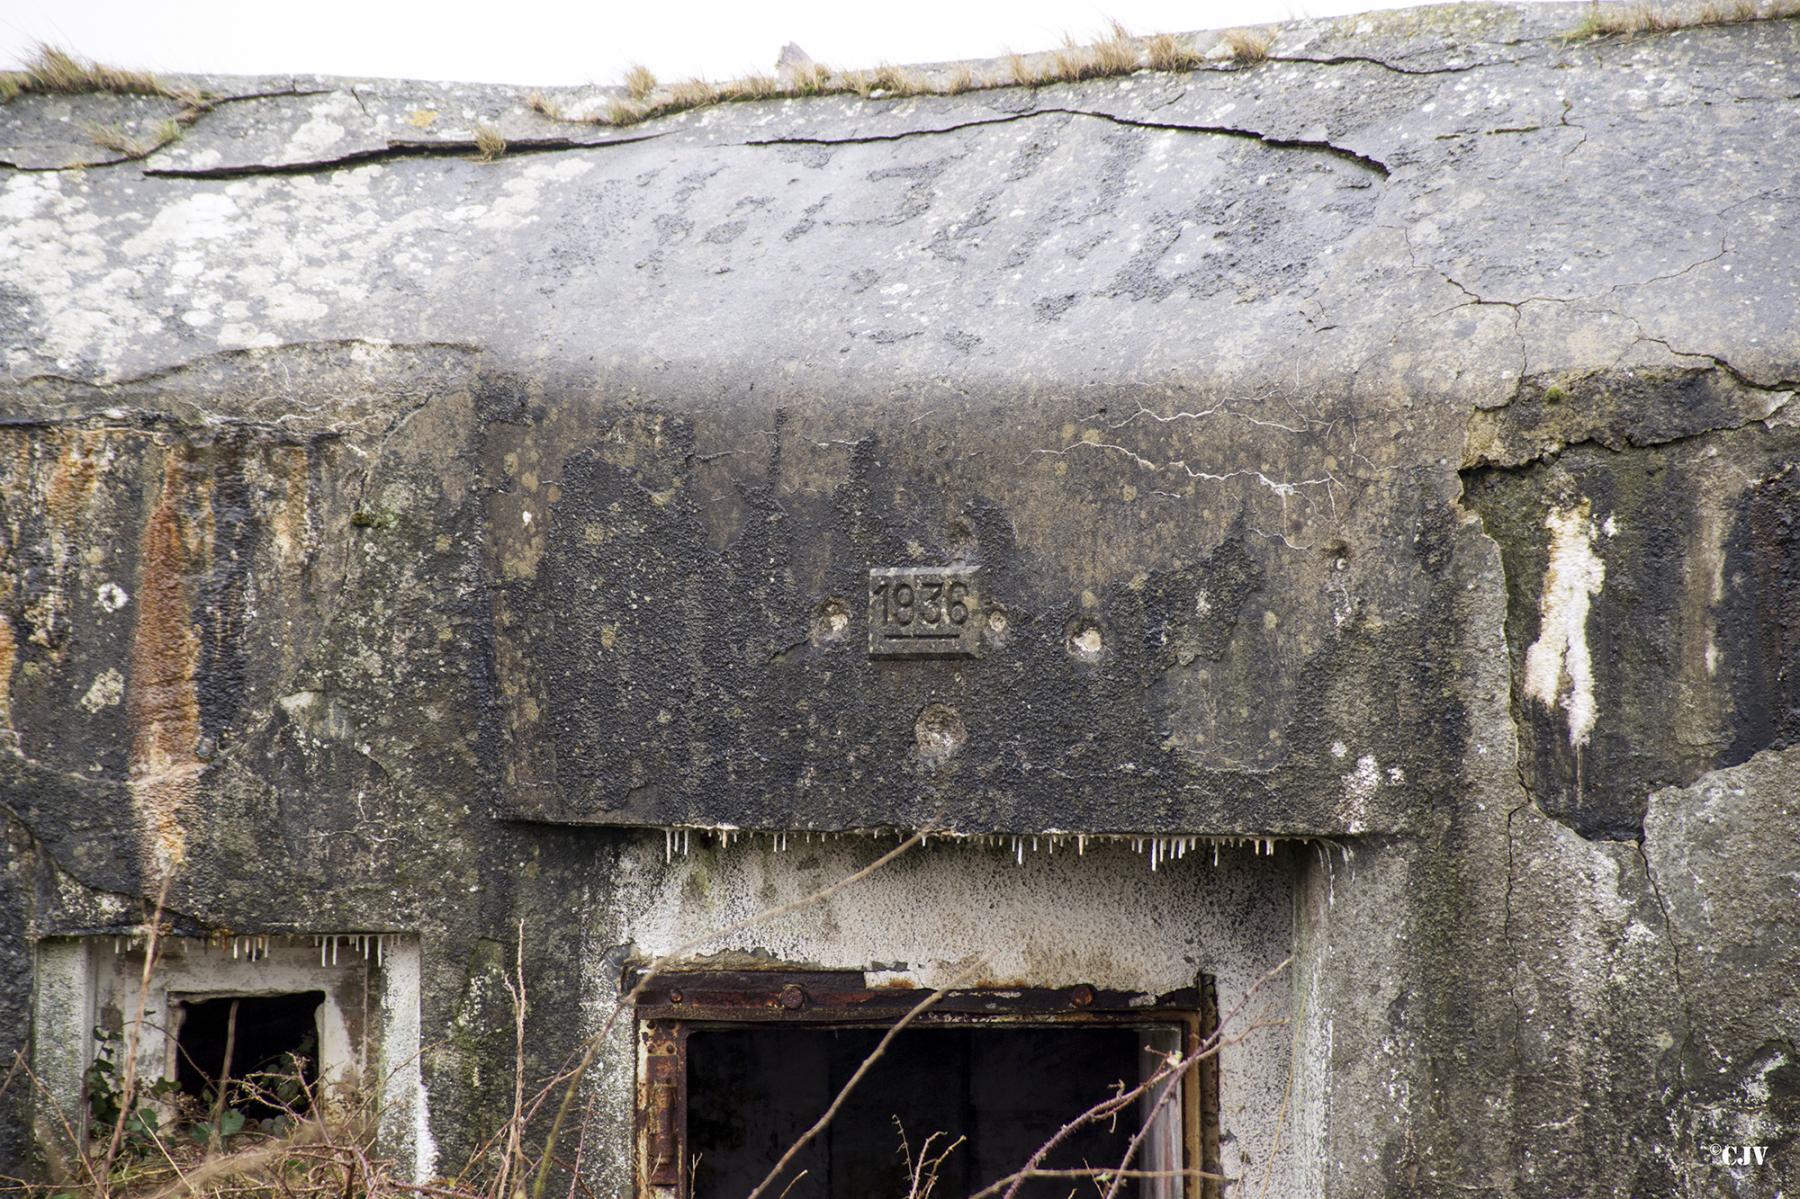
xmin=3 ymin=2 xmax=1799 ymax=1193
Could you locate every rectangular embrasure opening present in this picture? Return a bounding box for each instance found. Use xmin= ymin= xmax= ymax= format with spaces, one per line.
xmin=174 ymin=992 xmax=324 ymax=1123
xmin=689 ymin=1025 xmax=1170 ymax=1198
xmin=635 ymin=974 xmax=1217 ymax=1199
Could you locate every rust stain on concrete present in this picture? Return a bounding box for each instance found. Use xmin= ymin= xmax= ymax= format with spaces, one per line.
xmin=126 ymin=444 xmax=210 ymax=872
xmin=0 ymin=596 xmax=15 ymax=736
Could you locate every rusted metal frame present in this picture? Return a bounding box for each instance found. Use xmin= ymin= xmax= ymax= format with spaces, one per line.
xmin=636 ymin=1020 xmax=686 ymax=1193
xmin=1197 ymin=974 xmax=1222 ymax=1199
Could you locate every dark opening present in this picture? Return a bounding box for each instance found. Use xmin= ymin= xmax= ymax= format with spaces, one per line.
xmin=687 ymin=1025 xmax=1158 ymax=1199
xmin=175 ymin=992 xmax=323 ymax=1119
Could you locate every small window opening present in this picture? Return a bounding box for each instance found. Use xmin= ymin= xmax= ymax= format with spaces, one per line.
xmin=175 ymin=992 xmax=323 ymax=1120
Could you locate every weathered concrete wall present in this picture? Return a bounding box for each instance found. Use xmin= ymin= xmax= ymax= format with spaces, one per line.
xmin=3 ymin=2 xmax=1799 ymax=1194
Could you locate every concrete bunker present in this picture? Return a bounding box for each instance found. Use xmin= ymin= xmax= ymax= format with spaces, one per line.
xmin=10 ymin=6 xmax=1800 ymax=1194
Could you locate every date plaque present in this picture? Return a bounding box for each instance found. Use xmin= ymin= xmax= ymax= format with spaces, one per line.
xmin=868 ymin=567 xmax=981 ymax=658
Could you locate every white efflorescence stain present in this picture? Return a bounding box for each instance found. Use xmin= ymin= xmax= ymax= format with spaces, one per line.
xmin=1522 ymin=501 xmax=1606 ymax=747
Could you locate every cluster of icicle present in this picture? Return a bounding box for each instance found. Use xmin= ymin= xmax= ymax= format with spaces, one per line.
xmin=313 ymin=934 xmax=386 ymax=967
xmin=661 ymin=825 xmax=1350 ymax=872
xmin=107 ymin=932 xmax=391 ymax=966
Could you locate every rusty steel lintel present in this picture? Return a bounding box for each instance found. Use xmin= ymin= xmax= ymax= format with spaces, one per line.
xmin=627 ymin=968 xmax=1199 ymax=1021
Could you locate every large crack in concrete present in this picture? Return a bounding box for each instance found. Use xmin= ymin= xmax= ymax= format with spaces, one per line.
xmin=745 ymin=106 xmax=1391 ymax=176
xmin=7 ymin=95 xmax=1390 ymax=182
xmin=143 ymin=132 xmax=665 ymax=179
xmin=1634 ymin=835 xmax=1695 ymax=1091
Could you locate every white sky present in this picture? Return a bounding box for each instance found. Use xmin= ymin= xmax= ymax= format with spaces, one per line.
xmin=0 ymin=0 xmax=1538 ymax=87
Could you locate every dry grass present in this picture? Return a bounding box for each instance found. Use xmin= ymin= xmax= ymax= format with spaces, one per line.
xmin=716 ymin=72 xmax=782 ymax=102
xmin=838 ymin=63 xmax=927 ymax=98
xmin=472 ymin=121 xmax=506 ymax=162
xmin=1569 ymin=0 xmax=1799 ymax=36
xmin=85 ymin=118 xmax=181 ymax=159
xmin=1569 ymin=1 xmax=1675 ymax=35
xmin=867 ymin=63 xmax=924 ymax=94
xmin=783 ymin=60 xmax=833 ymax=96
xmin=1 ymin=45 xmax=178 ymax=103
xmin=1007 ymin=52 xmax=1048 ymax=88
xmin=667 ymin=77 xmax=721 ymax=108
xmin=1091 ymin=20 xmax=1142 ymax=75
xmin=1698 ymin=0 xmax=1765 ymax=18
xmin=941 ymin=66 xmax=979 ymax=95
xmin=525 ymin=91 xmax=563 ymax=121
xmin=1145 ymin=32 xmax=1205 ymax=72
xmin=622 ymin=63 xmax=657 ymax=100
xmin=528 ymin=14 xmax=1291 ymax=128
xmin=1048 ymin=22 xmax=1142 ymax=83
xmin=1215 ymin=27 xmax=1276 ymax=63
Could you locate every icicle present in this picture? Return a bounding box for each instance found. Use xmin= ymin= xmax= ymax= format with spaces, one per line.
xmin=377 ymin=935 xmax=384 ymax=967
xmin=321 ymin=938 xmax=328 ymax=967
xmin=332 ymin=936 xmax=339 ymax=966
xmin=1015 ymin=838 xmax=1024 ymax=866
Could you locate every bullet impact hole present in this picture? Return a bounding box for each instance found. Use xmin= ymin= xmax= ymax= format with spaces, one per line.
xmin=985 ymin=606 xmax=1009 ymax=640
xmin=914 ymin=702 xmax=967 ymax=766
xmin=1068 ymin=625 xmax=1104 ymax=661
xmin=811 ymin=597 xmax=851 ymax=643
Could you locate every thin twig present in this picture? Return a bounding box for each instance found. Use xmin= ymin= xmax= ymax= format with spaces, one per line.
xmin=493 ymin=921 xmax=527 ymax=1199
xmin=100 ymin=872 xmax=174 ymax=1189
xmin=746 ymin=957 xmax=985 ymax=1199
xmin=3 ymin=1050 xmax=105 ymax=1192
xmin=210 ymin=998 xmax=242 ymax=1153
xmin=528 ymin=830 xmax=929 ymax=1199
xmin=987 ymin=957 xmax=1293 ymax=1199
xmin=969 ymin=1021 xmax=1281 ymax=1199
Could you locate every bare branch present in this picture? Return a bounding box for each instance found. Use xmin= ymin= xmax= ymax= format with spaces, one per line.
xmin=746 ymin=957 xmax=986 ymax=1199
xmin=99 ymin=872 xmax=174 ymax=1190
xmin=528 ymin=830 xmax=929 ymax=1199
